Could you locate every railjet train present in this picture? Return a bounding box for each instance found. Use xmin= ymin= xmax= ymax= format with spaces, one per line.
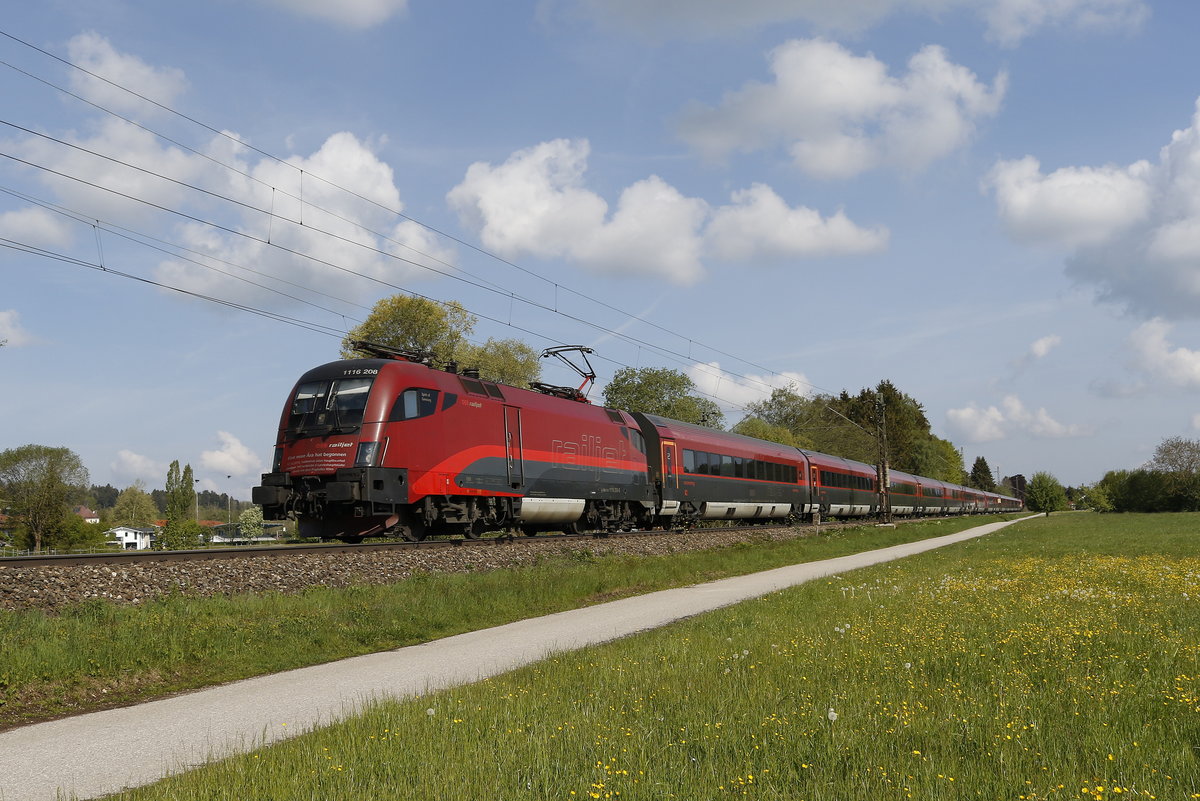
xmin=253 ymin=344 xmax=1022 ymax=541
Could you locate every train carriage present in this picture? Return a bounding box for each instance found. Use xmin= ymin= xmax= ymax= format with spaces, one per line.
xmin=803 ymin=451 xmax=878 ymax=519
xmin=633 ymin=413 xmax=807 ymax=526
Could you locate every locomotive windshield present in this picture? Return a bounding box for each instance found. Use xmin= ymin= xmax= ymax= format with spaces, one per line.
xmin=285 ymin=376 xmax=374 ymax=437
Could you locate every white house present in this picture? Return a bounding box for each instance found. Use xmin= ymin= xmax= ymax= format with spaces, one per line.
xmin=106 ymin=526 xmax=156 ymax=550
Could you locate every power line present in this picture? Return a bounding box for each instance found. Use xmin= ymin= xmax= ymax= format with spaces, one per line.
xmin=0 ymin=27 xmax=827 ymax=400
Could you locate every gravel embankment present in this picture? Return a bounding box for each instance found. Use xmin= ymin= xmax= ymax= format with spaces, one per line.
xmin=0 ymin=526 xmax=826 ymax=613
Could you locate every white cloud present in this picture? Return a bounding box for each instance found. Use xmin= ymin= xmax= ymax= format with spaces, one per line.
xmin=987 ymin=98 xmax=1200 ymax=319
xmin=448 ymin=139 xmax=707 ymax=284
xmin=0 ymin=207 xmax=76 ymax=249
xmin=1029 ymin=334 xmax=1062 ymax=359
xmin=67 ymin=32 xmax=188 ymax=115
xmin=200 ymin=431 xmax=264 ymax=477
xmin=1129 ymin=318 xmax=1200 ymax=388
xmin=574 ymin=0 xmax=1147 ymax=45
xmin=706 ymin=183 xmax=889 ymax=261
xmin=111 ymin=449 xmax=165 ymax=486
xmin=257 ymin=0 xmax=409 ymax=27
xmin=688 ymin=361 xmax=811 ymax=410
xmin=9 ymin=36 xmax=453 ymax=310
xmin=984 ymin=0 xmax=1149 ymax=47
xmin=678 ymin=39 xmax=1005 ymax=178
xmin=449 ymin=139 xmax=885 ymax=283
xmin=1193 ymin=413 xmax=1200 ymax=431
xmin=946 ymin=394 xmax=1089 ymax=442
xmin=0 ymin=310 xmax=35 ymax=347
xmin=984 ymin=156 xmax=1152 ymax=248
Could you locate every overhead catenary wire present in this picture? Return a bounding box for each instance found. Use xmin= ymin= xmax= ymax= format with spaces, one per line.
xmin=0 ymin=28 xmax=833 ymax=398
xmin=0 ymin=26 xmax=883 ymax=429
xmin=0 ymin=139 xmax=785 ymax=410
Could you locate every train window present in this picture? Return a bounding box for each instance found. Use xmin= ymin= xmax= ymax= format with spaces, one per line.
xmin=720 ymin=454 xmax=735 ymax=477
xmin=484 ymin=383 xmax=506 ymax=400
xmin=605 ymin=409 xmax=625 ymax=424
xmin=287 ymin=377 xmax=374 ymax=433
xmin=442 ymin=393 xmax=458 ymax=411
xmin=683 ymin=449 xmax=697 ymax=473
xmin=390 ymin=388 xmax=440 ymax=421
xmin=629 ymin=428 xmax=646 ymax=455
xmin=694 ymin=452 xmax=709 ymax=475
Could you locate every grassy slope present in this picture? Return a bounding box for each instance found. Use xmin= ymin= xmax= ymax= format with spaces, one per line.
xmin=115 ymin=513 xmax=1200 ymax=800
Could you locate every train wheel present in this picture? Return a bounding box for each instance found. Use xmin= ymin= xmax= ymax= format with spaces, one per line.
xmin=398 ymin=521 xmax=427 ymax=542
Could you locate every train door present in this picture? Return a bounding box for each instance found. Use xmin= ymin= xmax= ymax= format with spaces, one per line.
xmin=503 ymin=406 xmax=524 ymax=489
xmin=661 ymin=440 xmax=679 ymax=493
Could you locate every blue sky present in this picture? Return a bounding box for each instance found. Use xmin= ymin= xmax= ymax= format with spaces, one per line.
xmin=3 ymin=0 xmax=1199 ymax=499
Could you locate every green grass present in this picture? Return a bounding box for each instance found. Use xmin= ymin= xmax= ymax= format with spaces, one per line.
xmin=0 ymin=516 xmax=1013 ymax=728
xmin=112 ymin=513 xmax=1200 ymax=800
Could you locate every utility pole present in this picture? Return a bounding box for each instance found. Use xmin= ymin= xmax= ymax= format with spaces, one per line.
xmin=876 ymin=390 xmax=892 ymax=524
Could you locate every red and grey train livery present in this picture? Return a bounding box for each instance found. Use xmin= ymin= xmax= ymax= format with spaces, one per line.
xmin=253 ymin=350 xmax=1022 ymax=541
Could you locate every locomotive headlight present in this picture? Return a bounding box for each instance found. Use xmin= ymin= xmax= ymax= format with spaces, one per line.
xmin=354 ymin=440 xmax=384 ymax=467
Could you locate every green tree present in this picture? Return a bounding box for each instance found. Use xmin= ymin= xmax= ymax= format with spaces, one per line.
xmin=341 ymin=296 xmax=474 ymax=363
xmin=341 ymin=295 xmax=542 ymax=387
xmin=47 ymin=513 xmax=108 ymax=551
xmin=729 ymin=417 xmax=801 ymax=447
xmin=967 ymin=456 xmax=997 ymax=491
xmin=1026 ymin=471 xmax=1067 ymax=516
xmin=111 ymin=481 xmax=159 ymax=528
xmin=456 ymin=337 xmax=542 ymax=387
xmin=1076 ymin=482 xmax=1113 ymax=512
xmin=239 ymin=505 xmax=264 ymax=539
xmin=0 ymin=444 xmax=89 ymax=552
xmin=602 ymin=367 xmax=724 ymax=428
xmin=1145 ymin=435 xmax=1200 ymax=511
xmin=159 ymin=461 xmax=199 ymax=550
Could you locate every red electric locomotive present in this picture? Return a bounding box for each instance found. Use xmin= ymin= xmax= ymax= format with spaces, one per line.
xmin=253 ymin=344 xmax=657 ymax=541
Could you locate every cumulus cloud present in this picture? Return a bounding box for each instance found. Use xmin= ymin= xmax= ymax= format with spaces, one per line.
xmin=688 ymin=361 xmax=812 ymax=410
xmin=67 ymin=32 xmax=188 ymax=115
xmin=448 ymin=139 xmax=885 ymax=283
xmin=200 ymin=431 xmax=264 ymax=476
xmin=0 ymin=310 xmax=35 ymax=347
xmin=946 ymin=395 xmax=1089 ymax=442
xmin=986 ymin=98 xmax=1200 ymax=319
xmin=111 ymin=449 xmax=165 ymax=486
xmin=6 ymin=35 xmax=453 ymax=309
xmin=448 ymin=139 xmax=706 ymax=283
xmin=678 ymin=39 xmax=1006 ymax=178
xmin=0 ymin=207 xmax=76 ymax=249
xmin=1010 ymin=333 xmax=1062 ymax=375
xmin=1129 ymin=318 xmax=1200 ymax=388
xmin=573 ymin=0 xmax=1147 ymax=45
xmin=257 ymin=0 xmax=409 ymax=27
xmin=705 ymin=184 xmax=888 ymax=261
xmin=985 ymin=156 xmax=1152 ymax=248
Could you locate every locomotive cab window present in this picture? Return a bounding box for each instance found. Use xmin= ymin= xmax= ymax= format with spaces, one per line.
xmin=287 ymin=377 xmax=374 ymax=434
xmin=390 ymin=388 xmax=440 ymax=421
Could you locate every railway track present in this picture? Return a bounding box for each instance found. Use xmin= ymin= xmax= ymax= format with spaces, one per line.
xmin=0 ymin=524 xmax=785 ymax=568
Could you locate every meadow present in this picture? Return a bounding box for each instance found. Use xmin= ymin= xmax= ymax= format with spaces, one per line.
xmin=0 ymin=516 xmax=1008 ymax=728
xmin=111 ymin=513 xmax=1200 ymax=800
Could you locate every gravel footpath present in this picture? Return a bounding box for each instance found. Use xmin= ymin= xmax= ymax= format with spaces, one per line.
xmin=0 ymin=525 xmax=835 ymax=613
